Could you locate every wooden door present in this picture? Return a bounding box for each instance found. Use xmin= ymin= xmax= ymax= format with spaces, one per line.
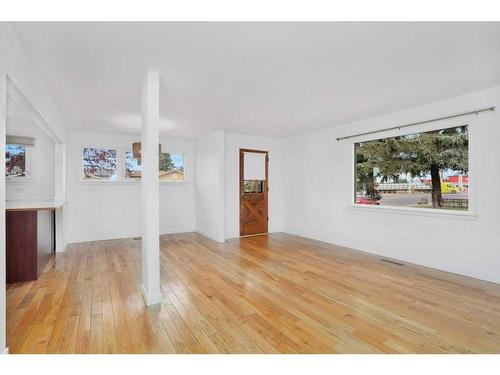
xmin=240 ymin=149 xmax=268 ymax=236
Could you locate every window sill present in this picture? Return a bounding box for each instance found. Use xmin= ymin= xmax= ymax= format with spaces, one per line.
xmin=76 ymin=179 xmax=188 ymax=185
xmin=6 ymin=178 xmax=32 ymax=184
xmin=349 ymin=204 xmax=477 ymax=220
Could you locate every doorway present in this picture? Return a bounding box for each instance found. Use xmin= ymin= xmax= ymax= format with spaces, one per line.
xmin=240 ymin=149 xmax=268 ymax=236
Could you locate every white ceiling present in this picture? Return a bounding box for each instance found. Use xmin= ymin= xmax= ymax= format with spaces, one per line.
xmin=11 ymin=22 xmax=500 ymax=139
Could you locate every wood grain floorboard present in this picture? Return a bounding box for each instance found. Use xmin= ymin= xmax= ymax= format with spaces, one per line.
xmin=6 ymin=232 xmax=500 ymax=353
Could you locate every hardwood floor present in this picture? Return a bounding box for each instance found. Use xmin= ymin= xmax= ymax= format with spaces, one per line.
xmin=6 ymin=232 xmax=500 ymax=353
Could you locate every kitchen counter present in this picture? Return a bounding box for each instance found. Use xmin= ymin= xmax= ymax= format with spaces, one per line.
xmin=6 ymin=199 xmax=66 ymax=211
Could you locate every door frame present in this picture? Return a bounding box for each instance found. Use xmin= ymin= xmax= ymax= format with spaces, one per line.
xmin=239 ymin=148 xmax=269 ymax=237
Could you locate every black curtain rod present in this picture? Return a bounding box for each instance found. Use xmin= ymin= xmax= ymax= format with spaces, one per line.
xmin=336 ymin=106 xmax=495 ymax=141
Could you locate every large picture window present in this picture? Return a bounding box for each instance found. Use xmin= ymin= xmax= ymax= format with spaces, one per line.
xmin=125 ymin=151 xmax=185 ymax=181
xmin=82 ymin=147 xmax=117 ymax=181
xmin=354 ymin=125 xmax=469 ymax=211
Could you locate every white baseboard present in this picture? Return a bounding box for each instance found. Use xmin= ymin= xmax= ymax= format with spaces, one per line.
xmin=160 ymin=228 xmax=194 ymax=235
xmin=67 ymin=228 xmax=195 ymax=245
xmin=140 ymin=284 xmax=162 ymax=306
xmin=195 ymin=230 xmax=225 ymax=243
xmin=2 ymin=347 xmax=8 ymax=354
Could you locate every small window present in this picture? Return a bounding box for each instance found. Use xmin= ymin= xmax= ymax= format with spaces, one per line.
xmin=354 ymin=125 xmax=469 ymax=211
xmin=160 ymin=152 xmax=185 ymax=181
xmin=244 ymin=180 xmax=264 ymax=193
xmin=125 ymin=151 xmax=185 ymax=181
xmin=6 ymin=144 xmax=30 ymax=180
xmin=82 ymin=147 xmax=117 ymax=181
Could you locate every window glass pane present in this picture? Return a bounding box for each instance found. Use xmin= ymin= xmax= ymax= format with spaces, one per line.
xmin=244 ymin=180 xmax=263 ymax=193
xmin=125 ymin=151 xmax=185 ymax=181
xmin=83 ymin=147 xmax=117 ymax=180
xmin=6 ymin=144 xmax=27 ymax=177
xmin=125 ymin=151 xmax=141 ymax=178
xmin=243 ymin=152 xmax=266 ymax=180
xmin=159 ymin=152 xmax=185 ymax=181
xmin=354 ymin=125 xmax=469 ymax=211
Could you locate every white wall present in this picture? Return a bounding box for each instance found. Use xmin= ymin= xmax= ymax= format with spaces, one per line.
xmin=66 ymin=129 xmax=196 ymax=243
xmin=6 ymin=115 xmax=55 ymax=201
xmin=224 ymin=132 xmax=284 ymax=239
xmin=195 ymin=130 xmax=225 ymax=242
xmin=282 ymin=85 xmax=500 ymax=284
xmin=67 ymin=129 xmax=285 ymax=243
xmin=0 ymin=27 xmax=7 ymax=355
xmin=0 ymin=23 xmax=66 ymax=354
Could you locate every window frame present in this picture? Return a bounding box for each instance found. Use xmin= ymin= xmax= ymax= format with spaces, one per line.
xmin=79 ymin=146 xmax=119 ymax=183
xmin=77 ymin=145 xmax=187 ymax=184
xmin=350 ymin=118 xmax=477 ymax=219
xmin=5 ymin=143 xmax=33 ymax=184
xmin=159 ymin=151 xmax=186 ymax=183
xmin=122 ymin=148 xmax=187 ymax=183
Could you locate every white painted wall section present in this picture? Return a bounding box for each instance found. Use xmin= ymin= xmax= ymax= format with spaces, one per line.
xmin=282 ymin=85 xmax=500 ymax=284
xmin=0 ymin=22 xmax=66 ymax=355
xmin=195 ymin=130 xmax=225 ymax=242
xmin=65 ymin=130 xmax=196 ymax=243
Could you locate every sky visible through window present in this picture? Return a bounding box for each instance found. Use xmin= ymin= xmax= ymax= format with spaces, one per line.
xmin=171 ymin=153 xmax=183 ymax=169
xmin=125 ymin=152 xmax=184 ymax=181
xmin=125 ymin=153 xmax=184 ymax=171
xmin=5 ymin=144 xmax=27 ymax=177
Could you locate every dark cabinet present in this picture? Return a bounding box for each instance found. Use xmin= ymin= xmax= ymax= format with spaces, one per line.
xmin=6 ymin=209 xmax=55 ymax=284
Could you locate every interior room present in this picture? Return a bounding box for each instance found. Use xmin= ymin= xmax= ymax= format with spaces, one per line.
xmin=1 ymin=21 xmax=500 ymax=357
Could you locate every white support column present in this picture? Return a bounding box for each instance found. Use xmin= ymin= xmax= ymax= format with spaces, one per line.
xmin=141 ymin=70 xmax=161 ymax=306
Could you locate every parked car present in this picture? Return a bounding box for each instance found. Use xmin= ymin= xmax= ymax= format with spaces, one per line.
xmin=441 ymin=182 xmax=458 ymax=194
xmin=356 ymin=196 xmax=380 ymax=205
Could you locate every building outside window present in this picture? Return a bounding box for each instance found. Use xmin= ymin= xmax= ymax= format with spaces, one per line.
xmin=125 ymin=151 xmax=185 ymax=181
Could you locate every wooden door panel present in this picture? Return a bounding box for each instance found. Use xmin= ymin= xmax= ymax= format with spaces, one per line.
xmin=241 ymin=197 xmax=267 ymax=235
xmin=240 ymin=149 xmax=268 ymax=236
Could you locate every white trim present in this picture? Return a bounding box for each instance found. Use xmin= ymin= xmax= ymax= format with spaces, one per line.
xmin=76 ymin=179 xmax=190 ymax=185
xmin=66 ymin=228 xmax=196 ymax=244
xmin=349 ymin=204 xmax=476 ymax=220
xmin=160 ymin=228 xmax=194 ymax=235
xmin=5 ymin=178 xmax=32 ymax=184
xmin=196 ymin=230 xmax=225 ymax=243
xmin=55 ymin=246 xmax=67 ymax=253
xmin=76 ymin=179 xmax=134 ymax=185
xmin=140 ymin=284 xmax=162 ymax=306
xmin=2 ymin=347 xmax=8 ymax=354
